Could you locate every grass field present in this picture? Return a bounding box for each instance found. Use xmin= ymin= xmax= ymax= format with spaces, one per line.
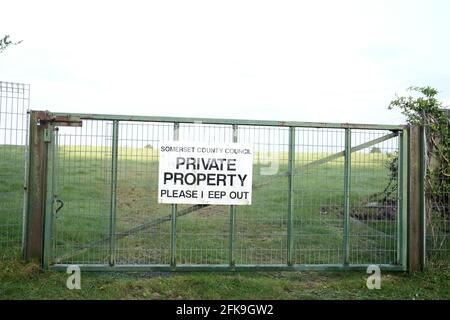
xmin=1 ymin=143 xmax=449 ymax=300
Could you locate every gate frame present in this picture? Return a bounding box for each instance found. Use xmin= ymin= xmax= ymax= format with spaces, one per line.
xmin=23 ymin=110 xmax=417 ymax=272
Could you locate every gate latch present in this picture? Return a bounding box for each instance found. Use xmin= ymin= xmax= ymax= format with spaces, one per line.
xmin=37 ymin=112 xmax=83 ymax=127
xmin=55 ymin=199 xmax=64 ymax=215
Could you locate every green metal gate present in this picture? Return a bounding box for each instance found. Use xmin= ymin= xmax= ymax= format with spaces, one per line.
xmin=27 ymin=111 xmax=408 ymax=271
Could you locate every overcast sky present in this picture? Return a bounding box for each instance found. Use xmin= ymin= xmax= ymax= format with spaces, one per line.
xmin=1 ymin=0 xmax=449 ymax=125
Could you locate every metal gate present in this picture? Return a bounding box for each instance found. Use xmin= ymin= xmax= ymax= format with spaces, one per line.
xmin=26 ymin=111 xmax=408 ymax=271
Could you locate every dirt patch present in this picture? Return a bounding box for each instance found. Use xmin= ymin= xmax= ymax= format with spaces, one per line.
xmin=195 ymin=205 xmax=228 ymax=218
xmin=320 ymin=200 xmax=397 ymax=221
xmin=23 ymin=263 xmax=41 ymax=279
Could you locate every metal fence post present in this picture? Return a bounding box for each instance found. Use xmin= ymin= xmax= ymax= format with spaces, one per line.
xmin=109 ymin=120 xmax=119 ymax=266
xmin=343 ymin=128 xmax=351 ymax=265
xmin=229 ymin=124 xmax=238 ymax=268
xmin=287 ymin=127 xmax=295 ymax=266
xmin=171 ymin=122 xmax=180 ymax=269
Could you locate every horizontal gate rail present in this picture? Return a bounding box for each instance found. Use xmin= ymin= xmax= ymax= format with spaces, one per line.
xmin=50 ymin=112 xmax=405 ymax=131
xmin=50 ymin=264 xmax=405 ymax=272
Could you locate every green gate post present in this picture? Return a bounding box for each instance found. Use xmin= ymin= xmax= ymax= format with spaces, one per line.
xmin=42 ymin=124 xmax=56 ymax=268
xmin=229 ymin=125 xmax=238 ymax=268
xmin=52 ymin=129 xmax=60 ymax=258
xmin=396 ymin=132 xmax=403 ymax=265
xmin=287 ymin=127 xmax=295 ymax=266
xmin=397 ymin=129 xmax=410 ymax=269
xmin=171 ymin=122 xmax=180 ymax=269
xmin=401 ymin=129 xmax=409 ymax=270
xmin=109 ymin=120 xmax=119 ymax=266
xmin=343 ymin=129 xmax=352 ymax=265
xmin=23 ymin=111 xmax=51 ymax=264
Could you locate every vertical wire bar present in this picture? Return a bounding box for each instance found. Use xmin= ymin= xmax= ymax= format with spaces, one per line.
xmin=109 ymin=121 xmax=119 ymax=266
xmin=396 ymin=132 xmax=402 ymax=265
xmin=287 ymin=127 xmax=295 ymax=266
xmin=343 ymin=128 xmax=351 ymax=265
xmin=171 ymin=122 xmax=179 ymax=268
xmin=401 ymin=129 xmax=408 ymax=270
xmin=229 ymin=124 xmax=238 ymax=267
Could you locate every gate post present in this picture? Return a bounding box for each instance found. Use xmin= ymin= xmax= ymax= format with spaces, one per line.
xmin=408 ymin=125 xmax=425 ymax=272
xmin=23 ymin=111 xmax=50 ymax=263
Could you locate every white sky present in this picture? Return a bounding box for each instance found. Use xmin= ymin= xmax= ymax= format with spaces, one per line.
xmin=1 ymin=0 xmax=449 ymax=125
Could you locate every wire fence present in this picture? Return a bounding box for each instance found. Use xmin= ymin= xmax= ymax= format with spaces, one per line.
xmin=48 ymin=117 xmax=404 ymax=269
xmin=424 ymin=113 xmax=450 ymax=264
xmin=0 ymin=84 xmax=446 ymax=269
xmin=425 ymin=176 xmax=450 ymax=263
xmin=0 ymin=81 xmax=29 ymax=259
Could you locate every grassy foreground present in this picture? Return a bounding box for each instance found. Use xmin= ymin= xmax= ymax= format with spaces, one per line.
xmin=0 ymin=259 xmax=449 ymax=300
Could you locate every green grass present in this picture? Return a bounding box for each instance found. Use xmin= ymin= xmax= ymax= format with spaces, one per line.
xmin=0 ymin=259 xmax=449 ymax=300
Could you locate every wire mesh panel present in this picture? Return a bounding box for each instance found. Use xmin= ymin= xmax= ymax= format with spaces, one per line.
xmin=235 ymin=126 xmax=289 ymax=265
xmin=426 ymin=171 xmax=449 ymax=262
xmin=115 ymin=121 xmax=173 ymax=265
xmin=348 ymin=130 xmax=399 ymax=265
xmin=175 ymin=123 xmax=233 ymax=265
xmin=292 ymin=128 xmax=345 ymax=265
xmin=0 ymin=81 xmax=29 ymax=259
xmin=53 ymin=120 xmax=113 ymax=264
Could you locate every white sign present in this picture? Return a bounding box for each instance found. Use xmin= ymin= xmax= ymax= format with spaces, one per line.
xmin=158 ymin=141 xmax=253 ymax=205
